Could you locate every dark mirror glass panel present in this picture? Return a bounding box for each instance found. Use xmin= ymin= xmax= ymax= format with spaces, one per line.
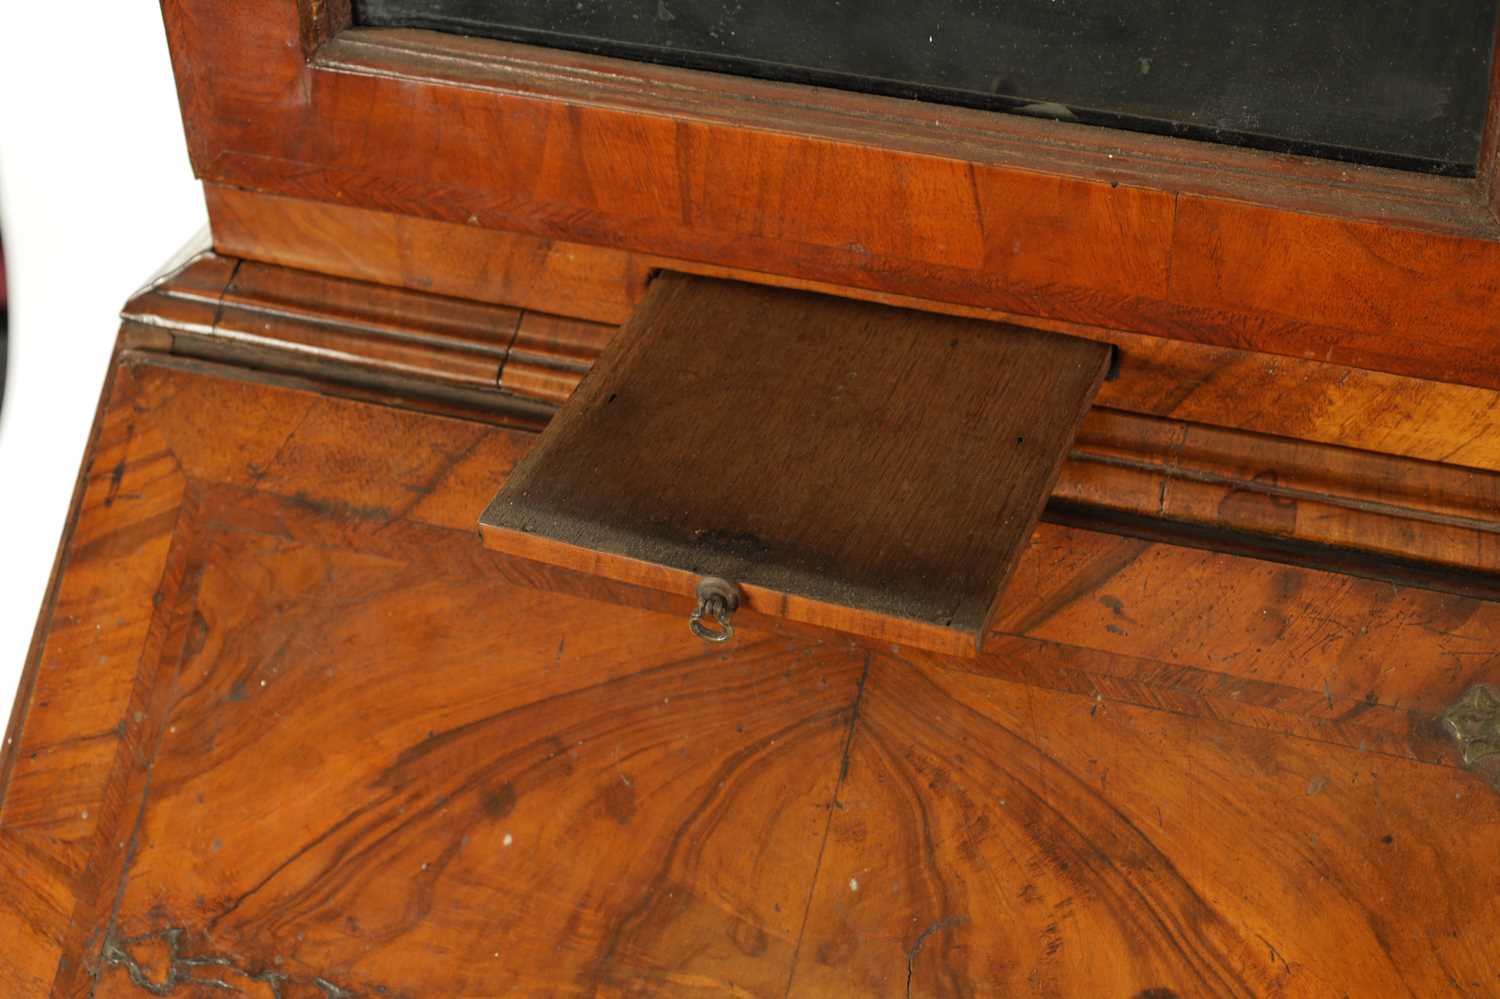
xmin=355 ymin=0 xmax=1500 ymax=176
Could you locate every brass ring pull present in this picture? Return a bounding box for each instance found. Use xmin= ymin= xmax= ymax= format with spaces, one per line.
xmin=689 ymin=577 xmax=740 ymax=643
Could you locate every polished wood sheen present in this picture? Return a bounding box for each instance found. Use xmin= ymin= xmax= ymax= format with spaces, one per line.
xmin=9 ymin=1 xmax=1499 ymax=994
xmin=5 ymin=344 xmax=1500 ymax=997
xmin=127 ymin=250 xmax=1500 ymax=585
xmin=163 ymin=3 xmax=1500 ymax=388
xmin=204 ymin=187 xmax=1500 ymax=475
xmin=482 ymin=274 xmax=1112 ymax=654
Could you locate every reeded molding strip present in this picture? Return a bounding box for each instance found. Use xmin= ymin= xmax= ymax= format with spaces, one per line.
xmin=122 ymin=249 xmax=1500 ymax=583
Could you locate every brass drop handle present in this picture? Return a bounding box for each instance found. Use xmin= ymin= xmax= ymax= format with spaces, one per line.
xmin=689 ymin=577 xmax=741 ymax=643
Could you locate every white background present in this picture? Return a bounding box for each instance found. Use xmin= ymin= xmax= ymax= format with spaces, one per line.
xmin=0 ymin=9 xmax=206 ymax=720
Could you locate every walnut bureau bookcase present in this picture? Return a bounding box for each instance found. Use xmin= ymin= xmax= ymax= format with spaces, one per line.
xmin=5 ymin=2 xmax=1500 ymax=995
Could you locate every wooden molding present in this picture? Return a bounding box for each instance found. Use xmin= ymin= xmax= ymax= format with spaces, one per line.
xmin=206 ymin=188 xmax=1500 ymax=473
xmin=123 ymin=248 xmax=1500 ymax=587
xmin=315 ymin=29 xmax=1489 ymax=233
xmin=161 ymin=3 xmax=1500 ymax=389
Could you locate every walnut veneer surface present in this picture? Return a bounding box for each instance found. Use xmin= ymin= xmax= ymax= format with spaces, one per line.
xmin=4 ymin=322 xmax=1499 ymax=994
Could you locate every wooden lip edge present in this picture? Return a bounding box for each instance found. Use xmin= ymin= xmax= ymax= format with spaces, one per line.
xmin=142 ymin=326 xmax=555 ymax=432
xmin=477 ymin=522 xmax=980 ymax=657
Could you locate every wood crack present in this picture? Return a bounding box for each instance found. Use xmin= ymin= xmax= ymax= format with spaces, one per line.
xmin=783 ymin=650 xmax=870 ymax=998
xmin=905 ymin=916 xmax=964 ymax=999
